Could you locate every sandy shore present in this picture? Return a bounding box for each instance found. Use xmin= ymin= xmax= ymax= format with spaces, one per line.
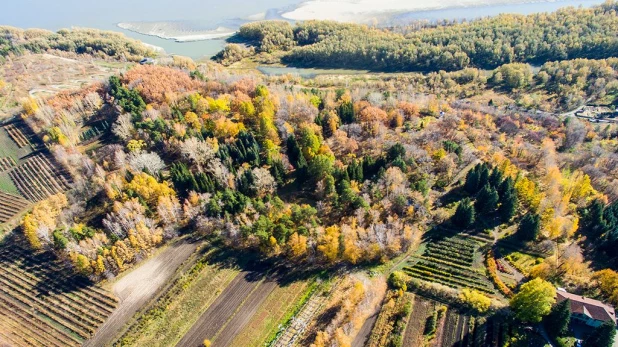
xmin=118 ymin=22 xmax=235 ymax=42
xmin=281 ymin=0 xmax=561 ymax=22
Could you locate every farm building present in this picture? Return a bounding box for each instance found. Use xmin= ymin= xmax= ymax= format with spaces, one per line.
xmin=556 ymin=288 xmax=617 ymax=328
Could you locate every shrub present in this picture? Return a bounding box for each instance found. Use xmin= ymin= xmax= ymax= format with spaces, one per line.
xmin=485 ymin=250 xmax=513 ymax=297
xmin=388 ymin=271 xmax=409 ymax=291
xmin=459 ymin=289 xmax=491 ymax=313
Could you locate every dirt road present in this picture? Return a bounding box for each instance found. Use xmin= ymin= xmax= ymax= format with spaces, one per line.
xmin=175 ymin=270 xmax=276 ymax=347
xmin=352 ymin=309 xmax=379 ymax=347
xmin=84 ymin=240 xmax=198 ymax=347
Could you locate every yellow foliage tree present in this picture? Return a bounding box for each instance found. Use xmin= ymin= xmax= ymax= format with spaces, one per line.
xmin=127 ymin=139 xmax=146 ymax=152
xmin=22 ymin=97 xmax=39 ymax=117
xmin=21 ymin=214 xmax=42 ymax=250
xmin=125 ymin=172 xmax=175 ymax=205
xmin=459 ymin=289 xmax=491 ymax=313
xmin=593 ymin=269 xmax=618 ymax=306
xmin=21 ymin=194 xmax=68 ymax=249
xmin=317 ymin=225 xmax=340 ymax=263
xmin=288 ymin=232 xmax=307 ymax=258
xmin=185 ymin=111 xmax=201 ymax=130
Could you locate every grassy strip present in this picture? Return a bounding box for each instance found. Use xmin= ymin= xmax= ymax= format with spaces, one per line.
xmin=231 ymin=277 xmax=314 ymax=347
xmin=264 ymin=274 xmax=325 ymax=346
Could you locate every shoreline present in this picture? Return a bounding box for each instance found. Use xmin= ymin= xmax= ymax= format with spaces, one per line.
xmin=280 ymin=0 xmax=579 ymax=22
xmin=117 ymin=22 xmax=235 ymax=43
xmin=117 ymin=0 xmax=600 ymax=45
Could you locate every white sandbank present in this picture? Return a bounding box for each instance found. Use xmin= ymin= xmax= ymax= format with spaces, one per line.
xmin=118 ymin=22 xmax=235 ymax=42
xmin=281 ymin=0 xmax=557 ymax=22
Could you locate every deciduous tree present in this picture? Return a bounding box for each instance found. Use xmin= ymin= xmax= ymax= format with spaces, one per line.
xmin=509 ymin=278 xmax=556 ymax=323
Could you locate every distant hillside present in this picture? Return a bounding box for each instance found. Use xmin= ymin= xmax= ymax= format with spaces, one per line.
xmin=223 ymin=1 xmax=618 ymax=72
xmin=0 ymin=26 xmax=156 ymax=62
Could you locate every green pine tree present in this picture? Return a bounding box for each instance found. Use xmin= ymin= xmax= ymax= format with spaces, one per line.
xmin=499 ymin=189 xmax=519 ymax=222
xmin=544 ymin=299 xmax=571 ymax=338
xmin=518 ymin=214 xmax=541 ymax=241
xmin=453 ymin=198 xmax=475 ymax=228
xmin=584 ymin=321 xmax=616 ymax=347
xmin=475 ymin=184 xmax=499 ymax=215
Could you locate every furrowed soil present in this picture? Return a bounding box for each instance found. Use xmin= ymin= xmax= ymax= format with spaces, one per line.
xmin=231 ymin=278 xmax=312 ymax=347
xmin=116 ymin=250 xmax=239 ymax=347
xmin=213 ymin=278 xmax=279 ymax=347
xmin=402 ymin=296 xmax=434 ymax=346
xmin=84 ymin=239 xmax=198 ymax=347
xmin=175 ymin=270 xmax=268 ymax=347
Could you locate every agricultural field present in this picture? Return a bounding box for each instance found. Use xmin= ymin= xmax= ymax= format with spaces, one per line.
xmin=499 ymin=247 xmax=545 ymax=278
xmin=0 ymin=192 xmax=28 ymax=223
xmin=176 ymin=270 xmax=277 ymax=347
xmin=231 ymin=276 xmax=317 ymax=347
xmin=116 ymin=248 xmax=239 ymax=347
xmin=398 ymin=294 xmax=480 ymax=347
xmin=8 ymin=152 xmax=72 ymax=202
xmin=366 ymin=291 xmax=414 ymax=347
xmin=0 ymin=118 xmax=73 ymax=232
xmin=400 ymin=230 xmax=495 ymax=295
xmin=435 ymin=308 xmax=472 ymax=347
xmin=0 ymin=121 xmax=33 ymax=198
xmin=0 ymin=235 xmax=117 ymax=347
xmin=402 ymin=296 xmax=436 ymax=346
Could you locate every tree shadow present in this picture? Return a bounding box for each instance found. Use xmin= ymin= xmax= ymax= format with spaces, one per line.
xmin=0 ymin=233 xmax=98 ymax=297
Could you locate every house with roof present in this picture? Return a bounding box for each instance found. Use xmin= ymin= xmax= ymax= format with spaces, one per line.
xmin=556 ymin=288 xmax=617 ymax=328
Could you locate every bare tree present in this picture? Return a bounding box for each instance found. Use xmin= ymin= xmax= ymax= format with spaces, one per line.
xmin=112 ymin=113 xmax=134 ymax=141
xmin=128 ymin=151 xmax=165 ymax=177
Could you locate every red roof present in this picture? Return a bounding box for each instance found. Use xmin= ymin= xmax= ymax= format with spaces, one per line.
xmin=556 ymin=289 xmax=616 ymax=324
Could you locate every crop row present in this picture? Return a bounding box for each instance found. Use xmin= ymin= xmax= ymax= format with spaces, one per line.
xmin=427 ymin=238 xmax=477 ymax=253
xmin=0 ymin=156 xmax=16 ymax=172
xmin=433 ymin=236 xmax=479 ymax=249
xmin=411 ymin=255 xmax=481 ymax=275
xmin=0 ymin=295 xmax=80 ymax=347
xmin=406 ymin=263 xmax=492 ymax=290
xmin=0 ymin=272 xmax=95 ymax=338
xmin=0 ymin=261 xmax=113 ymax=320
xmin=10 ymin=153 xmax=71 ymax=202
xmin=0 ymin=250 xmax=117 ymax=310
xmin=426 ymin=242 xmax=475 ymax=257
xmin=410 ymin=259 xmax=490 ymax=285
xmin=0 ymin=245 xmax=117 ymax=337
xmin=424 ymin=247 xmax=474 ymax=266
xmin=4 ymin=124 xmax=30 ymax=147
xmin=0 ymin=192 xmax=29 ymax=222
xmin=402 ymin=267 xmax=494 ymax=294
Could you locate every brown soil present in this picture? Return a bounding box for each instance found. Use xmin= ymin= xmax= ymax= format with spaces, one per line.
xmin=402 ymin=296 xmax=433 ymax=347
xmin=213 ymin=278 xmax=278 ymax=347
xmin=174 ymin=270 xmax=267 ymax=347
xmin=84 ymin=239 xmax=198 ymax=347
xmin=352 ymin=309 xmax=379 ymax=347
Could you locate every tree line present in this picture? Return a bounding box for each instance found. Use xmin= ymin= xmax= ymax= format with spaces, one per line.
xmin=231 ymin=2 xmax=618 ymax=72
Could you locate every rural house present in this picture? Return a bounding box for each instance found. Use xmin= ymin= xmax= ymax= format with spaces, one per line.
xmin=556 ymin=288 xmax=617 ymax=328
